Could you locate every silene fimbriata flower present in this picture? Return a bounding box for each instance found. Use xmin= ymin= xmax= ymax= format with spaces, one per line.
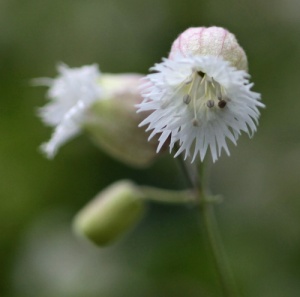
xmin=137 ymin=26 xmax=265 ymax=162
xmin=36 ymin=64 xmax=102 ymax=158
xmin=35 ymin=63 xmax=160 ymax=167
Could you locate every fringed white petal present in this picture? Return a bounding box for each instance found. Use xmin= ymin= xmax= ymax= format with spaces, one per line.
xmin=37 ymin=64 xmax=102 ymax=158
xmin=137 ymin=54 xmax=264 ymax=162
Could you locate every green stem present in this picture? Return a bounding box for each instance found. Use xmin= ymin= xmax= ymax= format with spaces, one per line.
xmin=179 ymin=159 xmax=238 ymax=297
xmin=200 ymin=198 xmax=238 ymax=297
xmin=139 ymin=186 xmax=194 ymax=204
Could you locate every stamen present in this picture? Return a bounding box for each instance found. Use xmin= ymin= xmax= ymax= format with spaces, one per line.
xmin=211 ymin=78 xmax=216 ymax=89
xmin=192 ymin=74 xmax=202 ymax=120
xmin=183 ymin=94 xmax=191 ymax=104
xmin=207 ymin=100 xmax=215 ymax=108
xmin=218 ymin=100 xmax=227 ymax=108
xmin=192 ymin=118 xmax=200 ymax=127
xmin=187 ymin=73 xmax=197 ymax=95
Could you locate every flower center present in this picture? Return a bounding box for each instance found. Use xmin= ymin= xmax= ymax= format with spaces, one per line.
xmin=182 ymin=71 xmax=228 ymax=126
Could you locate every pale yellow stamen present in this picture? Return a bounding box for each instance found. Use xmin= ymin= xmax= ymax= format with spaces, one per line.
xmin=180 ymin=71 xmax=229 ymax=126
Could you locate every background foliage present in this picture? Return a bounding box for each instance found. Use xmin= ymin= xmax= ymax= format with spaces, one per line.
xmin=1 ymin=0 xmax=300 ymax=296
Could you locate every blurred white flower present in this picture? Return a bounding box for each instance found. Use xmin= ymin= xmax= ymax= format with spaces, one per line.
xmin=35 ymin=65 xmax=161 ymax=166
xmin=137 ymin=54 xmax=264 ymax=162
xmin=35 ymin=64 xmax=102 ymax=158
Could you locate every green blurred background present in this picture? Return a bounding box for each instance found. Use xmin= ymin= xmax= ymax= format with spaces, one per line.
xmin=1 ymin=0 xmax=300 ymax=296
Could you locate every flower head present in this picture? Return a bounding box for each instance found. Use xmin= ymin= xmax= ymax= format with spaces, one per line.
xmin=36 ymin=64 xmax=163 ymax=167
xmin=137 ymin=27 xmax=265 ymax=162
xmin=36 ymin=64 xmax=102 ymax=158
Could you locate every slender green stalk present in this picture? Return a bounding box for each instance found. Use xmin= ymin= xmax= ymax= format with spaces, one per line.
xmin=139 ymin=186 xmax=194 ymax=204
xmin=199 ymin=197 xmax=238 ymax=297
xmin=178 ymin=158 xmax=238 ymax=297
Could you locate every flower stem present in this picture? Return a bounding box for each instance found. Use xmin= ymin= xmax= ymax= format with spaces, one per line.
xmin=139 ymin=186 xmax=194 ymax=204
xmin=199 ymin=200 xmax=238 ymax=297
xmin=178 ymin=158 xmax=238 ymax=297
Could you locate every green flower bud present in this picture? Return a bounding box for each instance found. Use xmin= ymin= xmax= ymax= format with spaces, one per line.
xmin=73 ymin=180 xmax=145 ymax=246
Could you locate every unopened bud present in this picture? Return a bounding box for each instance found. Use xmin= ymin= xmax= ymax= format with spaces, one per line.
xmin=84 ymin=74 xmax=162 ymax=168
xmin=169 ymin=26 xmax=248 ymax=71
xmin=73 ymin=180 xmax=145 ymax=246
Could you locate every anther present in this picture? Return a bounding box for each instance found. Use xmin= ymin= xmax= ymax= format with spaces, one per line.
xmin=218 ymin=100 xmax=227 ymax=108
xmin=183 ymin=94 xmax=191 ymax=104
xmin=192 ymin=118 xmax=200 ymax=127
xmin=206 ymin=100 xmax=215 ymax=108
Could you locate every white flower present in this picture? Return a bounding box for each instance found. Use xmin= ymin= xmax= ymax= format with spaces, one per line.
xmin=137 ymin=54 xmax=265 ymax=162
xmin=36 ymin=64 xmax=102 ymax=158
